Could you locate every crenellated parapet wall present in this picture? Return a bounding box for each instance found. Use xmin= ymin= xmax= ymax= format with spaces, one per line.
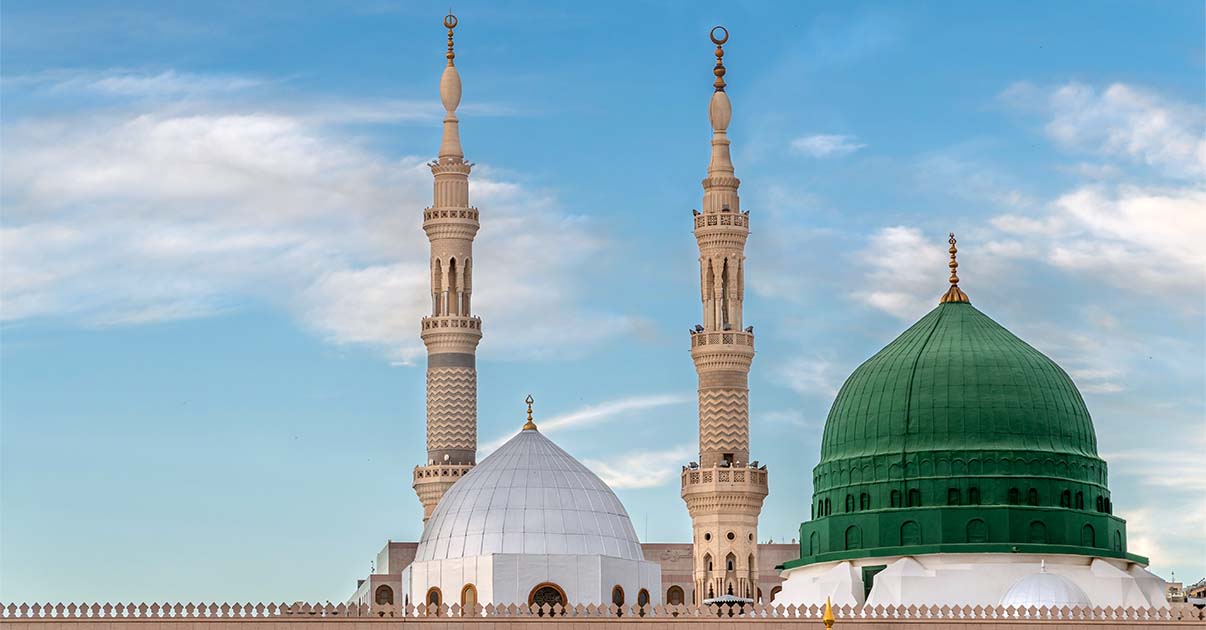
xmin=5 ymin=601 xmax=1203 ymax=627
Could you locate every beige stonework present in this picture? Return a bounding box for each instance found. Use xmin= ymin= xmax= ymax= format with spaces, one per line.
xmin=412 ymin=21 xmax=482 ymax=522
xmin=681 ymin=33 xmax=768 ymax=606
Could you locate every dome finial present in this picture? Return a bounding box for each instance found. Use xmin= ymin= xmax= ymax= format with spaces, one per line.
xmin=940 ymin=231 xmax=971 ymax=304
xmin=710 ymin=26 xmax=729 ymax=92
xmin=822 ymin=596 xmax=835 ymax=628
xmin=522 ymin=394 xmax=537 ymax=431
xmin=443 ymin=10 xmax=458 ymax=66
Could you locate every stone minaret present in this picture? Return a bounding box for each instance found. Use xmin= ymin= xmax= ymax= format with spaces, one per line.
xmin=680 ymin=27 xmax=768 ymax=604
xmin=412 ymin=12 xmax=482 ymax=521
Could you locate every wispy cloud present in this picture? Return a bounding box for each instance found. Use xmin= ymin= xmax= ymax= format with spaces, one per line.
xmin=5 ymin=69 xmax=265 ymax=97
xmin=1002 ymin=81 xmax=1206 ymax=179
xmin=851 ymin=225 xmax=947 ymax=320
xmin=583 ymin=445 xmax=694 ymax=489
xmin=790 ymin=134 xmax=867 ymax=158
xmin=477 ymin=394 xmax=692 ymax=455
xmin=0 ymin=70 xmax=633 ymax=363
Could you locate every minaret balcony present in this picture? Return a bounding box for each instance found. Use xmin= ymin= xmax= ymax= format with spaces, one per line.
xmin=420 ymin=315 xmax=482 ymax=331
xmin=690 ymin=329 xmax=754 ymax=349
xmin=693 ymin=213 xmax=749 ymax=230
xmin=422 ymin=206 xmax=480 ymax=222
xmin=680 ymin=463 xmax=769 ymax=513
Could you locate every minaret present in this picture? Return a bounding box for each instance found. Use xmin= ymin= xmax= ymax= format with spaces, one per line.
xmin=412 ymin=11 xmax=483 ymax=521
xmin=680 ymin=26 xmax=768 ymax=605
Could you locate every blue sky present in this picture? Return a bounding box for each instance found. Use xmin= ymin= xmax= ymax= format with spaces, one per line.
xmin=2 ymin=0 xmax=1203 ymax=602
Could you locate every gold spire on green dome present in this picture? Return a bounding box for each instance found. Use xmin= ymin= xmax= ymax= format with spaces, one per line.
xmin=940 ymin=232 xmax=971 ymax=304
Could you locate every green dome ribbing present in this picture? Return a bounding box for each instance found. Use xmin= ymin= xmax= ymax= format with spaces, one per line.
xmin=821 ymin=302 xmax=1098 ymax=463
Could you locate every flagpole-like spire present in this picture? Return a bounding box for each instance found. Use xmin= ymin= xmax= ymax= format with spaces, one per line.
xmin=940 ymin=232 xmax=971 ymax=304
xmin=522 ymin=394 xmax=537 ymax=431
xmin=438 ymin=11 xmax=463 ymax=161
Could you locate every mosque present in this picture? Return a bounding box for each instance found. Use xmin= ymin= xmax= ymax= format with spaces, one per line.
xmin=345 ymin=14 xmax=1169 ymax=613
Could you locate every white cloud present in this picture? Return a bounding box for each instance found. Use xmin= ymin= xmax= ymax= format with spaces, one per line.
xmin=477 ymin=394 xmax=692 ymax=455
xmin=790 ymin=134 xmax=867 ymax=158
xmin=851 ymin=226 xmax=948 ymax=320
xmin=774 ymin=357 xmax=841 ymax=399
xmin=0 ymin=74 xmax=635 ymax=363
xmin=583 ymin=445 xmax=694 ymax=489
xmin=1002 ymin=81 xmax=1206 ymax=179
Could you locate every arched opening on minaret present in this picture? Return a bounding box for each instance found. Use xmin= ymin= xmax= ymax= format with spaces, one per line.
xmin=432 ymin=258 xmax=443 ymax=315
xmin=720 ymin=259 xmax=730 ymax=330
xmin=448 ymin=258 xmax=459 ymax=315
xmin=462 ymin=258 xmax=472 ymax=314
xmin=704 ymin=259 xmax=716 ymax=329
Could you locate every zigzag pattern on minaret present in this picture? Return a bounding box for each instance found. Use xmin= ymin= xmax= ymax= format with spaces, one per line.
xmin=426 ymin=368 xmax=477 ymax=452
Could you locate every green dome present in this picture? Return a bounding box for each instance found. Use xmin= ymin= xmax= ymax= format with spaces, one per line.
xmin=820 ymin=301 xmax=1098 ymax=464
xmin=784 ymin=298 xmax=1143 ymax=571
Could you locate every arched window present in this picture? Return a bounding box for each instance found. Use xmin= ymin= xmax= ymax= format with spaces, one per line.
xmin=528 ymin=583 xmax=566 ymax=616
xmin=948 ymin=488 xmax=961 ymax=505
xmin=1096 ymin=496 xmax=1104 ymax=512
xmin=431 ymin=258 xmax=443 ymax=315
xmin=756 ymin=588 xmax=763 ymax=603
xmin=969 ymin=487 xmax=981 ymax=505
xmin=704 ymin=553 xmax=713 ymax=572
xmin=1008 ymin=487 xmax=1020 ymax=505
xmin=425 ymin=587 xmax=442 ymax=613
xmin=845 ymin=494 xmax=855 ymax=512
xmin=611 ymin=585 xmax=625 ymax=612
xmin=1104 ymin=498 xmax=1112 ymax=514
xmin=1081 ymin=524 xmax=1096 ymax=547
xmin=900 ymin=520 xmax=922 ymax=546
xmin=637 ymin=589 xmax=650 ymax=615
xmin=1060 ymin=490 xmax=1072 ymax=508
xmin=725 ymin=552 xmax=736 ymax=571
xmin=890 ymin=490 xmax=902 ymax=508
xmin=966 ymin=518 xmax=988 ymax=543
xmin=824 ymin=498 xmax=831 ymax=516
xmin=460 ymin=584 xmax=477 ymax=610
xmin=1028 ymin=520 xmax=1048 ymax=544
xmin=374 ymin=585 xmax=394 ymax=605
xmin=809 ymin=531 xmax=819 ymax=556
xmin=860 ymin=492 xmax=871 ymax=510
xmin=845 ymin=525 xmax=862 ymax=550
xmin=1113 ymin=530 xmax=1123 ymax=551
xmin=769 ymin=586 xmax=782 ymax=603
xmin=666 ymin=585 xmax=685 ymax=605
xmin=907 ymin=488 xmax=921 ymax=507
xmin=1027 ymin=488 xmax=1039 ymax=506
xmin=1075 ymin=491 xmax=1084 ymax=510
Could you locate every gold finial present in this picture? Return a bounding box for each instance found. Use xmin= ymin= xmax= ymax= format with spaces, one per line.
xmin=443 ymin=11 xmax=458 ymax=66
xmin=522 ymin=394 xmax=537 ymax=431
xmin=939 ymin=231 xmax=971 ymax=304
xmin=710 ymin=26 xmax=728 ymax=92
xmin=822 ymin=596 xmax=835 ymax=628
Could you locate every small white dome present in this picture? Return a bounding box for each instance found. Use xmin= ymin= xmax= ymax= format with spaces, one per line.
xmin=1000 ymin=564 xmax=1092 ymax=608
xmin=414 ymin=428 xmax=644 ymax=562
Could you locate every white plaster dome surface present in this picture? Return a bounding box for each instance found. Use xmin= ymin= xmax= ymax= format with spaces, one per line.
xmin=1000 ymin=566 xmax=1092 ymax=608
xmin=414 ymin=428 xmax=644 ymax=562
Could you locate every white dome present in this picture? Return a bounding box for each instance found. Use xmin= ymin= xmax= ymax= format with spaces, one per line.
xmin=414 ymin=428 xmax=644 ymax=562
xmin=1000 ymin=565 xmax=1092 ymax=608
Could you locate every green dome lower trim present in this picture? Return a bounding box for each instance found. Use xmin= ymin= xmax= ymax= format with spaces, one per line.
xmin=778 ymin=544 xmax=1149 ymax=572
xmin=788 ymin=505 xmax=1135 ymax=568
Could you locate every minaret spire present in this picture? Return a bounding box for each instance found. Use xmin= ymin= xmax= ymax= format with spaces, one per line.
xmin=413 ymin=11 xmax=482 ymax=522
xmin=438 ymin=12 xmax=463 ymax=161
xmin=682 ymin=26 xmax=767 ymax=606
xmin=939 ymin=232 xmax=971 ymax=304
xmin=522 ymin=395 xmax=537 ymax=431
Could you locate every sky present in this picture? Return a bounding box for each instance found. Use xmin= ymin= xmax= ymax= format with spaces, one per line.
xmin=2 ymin=0 xmax=1204 ymax=603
